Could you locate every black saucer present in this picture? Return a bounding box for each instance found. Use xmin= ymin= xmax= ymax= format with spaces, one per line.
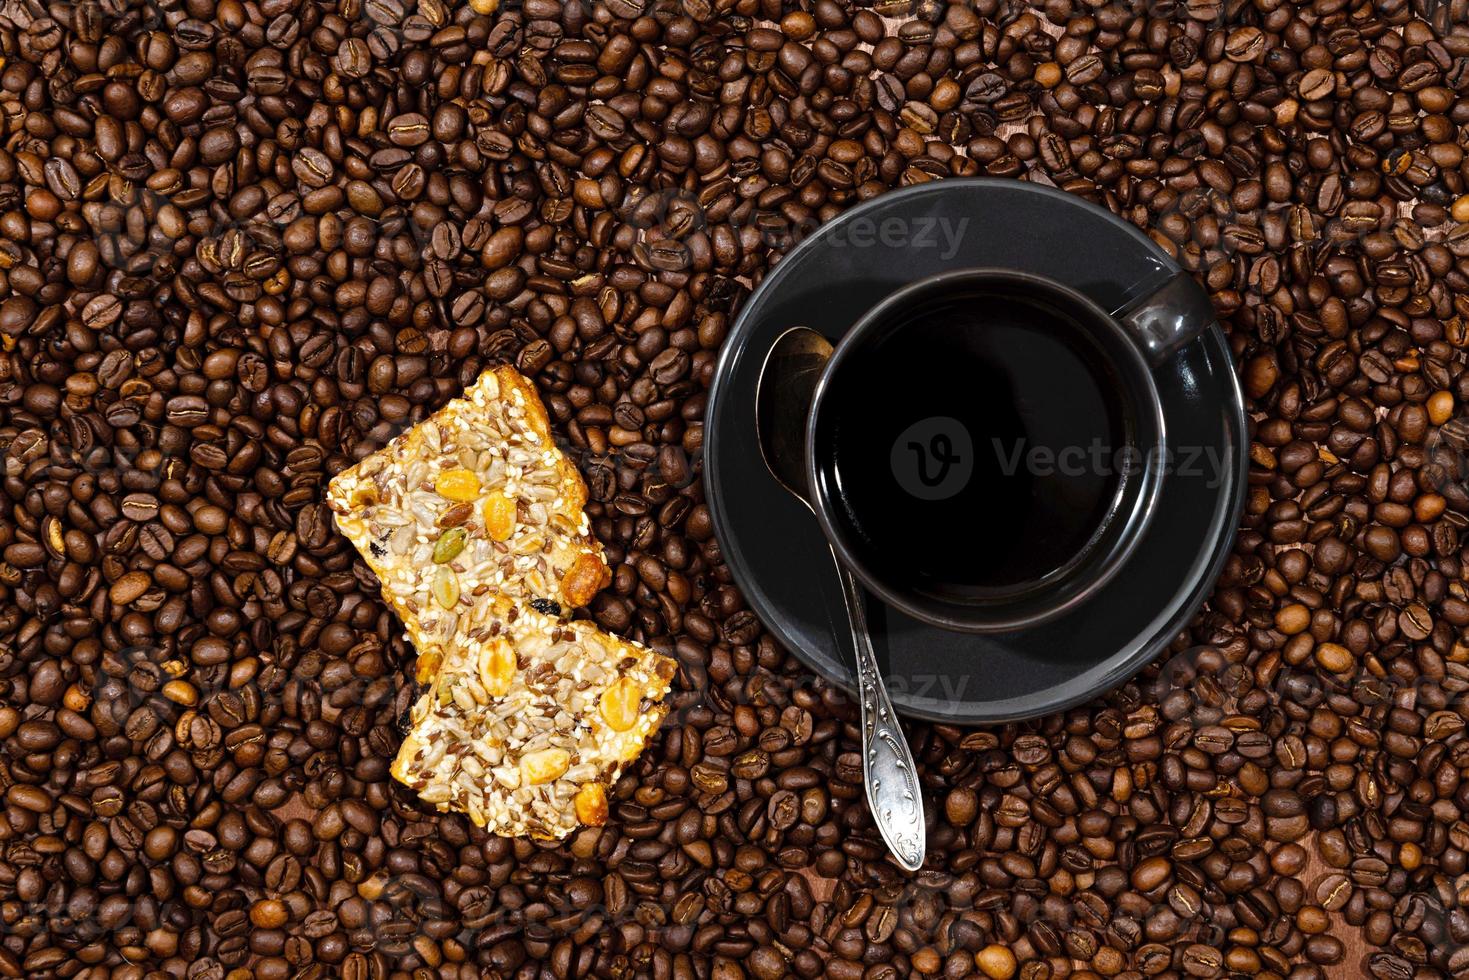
xmin=704 ymin=179 xmax=1248 ymax=725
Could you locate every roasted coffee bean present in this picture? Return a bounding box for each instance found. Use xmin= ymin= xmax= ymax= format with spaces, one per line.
xmin=3 ymin=0 xmax=1464 ymax=975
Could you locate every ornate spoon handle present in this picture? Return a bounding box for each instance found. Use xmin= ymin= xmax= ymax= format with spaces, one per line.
xmin=835 ymin=558 xmax=926 ymax=872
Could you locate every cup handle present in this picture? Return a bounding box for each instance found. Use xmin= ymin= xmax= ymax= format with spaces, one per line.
xmin=1111 ymin=270 xmax=1216 ymax=366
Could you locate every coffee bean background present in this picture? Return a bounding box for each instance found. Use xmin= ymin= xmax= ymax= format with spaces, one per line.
xmin=2 ymin=0 xmax=1469 ymax=976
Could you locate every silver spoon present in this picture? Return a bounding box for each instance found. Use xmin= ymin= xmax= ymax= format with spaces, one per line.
xmin=755 ymin=325 xmax=926 ymax=872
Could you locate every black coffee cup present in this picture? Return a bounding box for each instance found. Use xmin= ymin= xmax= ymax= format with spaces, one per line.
xmin=804 ymin=268 xmax=1216 ymax=633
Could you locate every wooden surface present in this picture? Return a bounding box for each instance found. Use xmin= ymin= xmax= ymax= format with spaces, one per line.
xmin=1301 ymin=836 xmax=1370 ymax=979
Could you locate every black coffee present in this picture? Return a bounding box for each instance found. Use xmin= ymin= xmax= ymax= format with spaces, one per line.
xmin=821 ymin=288 xmax=1131 ymax=597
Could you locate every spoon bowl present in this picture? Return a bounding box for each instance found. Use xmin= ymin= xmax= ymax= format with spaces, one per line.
xmin=755 ymin=326 xmax=833 ymax=503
